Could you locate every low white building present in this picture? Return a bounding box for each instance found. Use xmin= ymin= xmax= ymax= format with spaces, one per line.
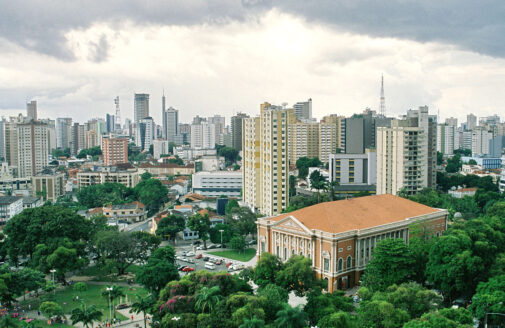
xmin=175 ymin=146 xmax=217 ymax=160
xmin=192 ymin=171 xmax=242 ymax=197
xmin=0 ymin=196 xmax=23 ymax=223
xmin=328 ymin=150 xmax=377 ymax=185
xmin=448 ymin=187 xmax=478 ymax=198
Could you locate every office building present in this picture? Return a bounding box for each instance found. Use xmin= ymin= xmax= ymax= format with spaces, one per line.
xmin=153 ymin=139 xmax=169 ymax=159
xmin=319 ymin=120 xmax=338 ymax=163
xmin=178 ymin=123 xmax=191 ymax=144
xmin=293 ymin=98 xmax=312 ymax=121
xmin=289 ymin=121 xmax=319 ymax=163
xmin=231 ymin=113 xmax=249 ymax=151
xmin=162 ymin=107 xmax=179 ymax=143
xmin=32 ymin=169 xmax=65 ymax=202
xmin=242 ymin=103 xmax=294 ymax=216
xmin=377 ymin=119 xmax=427 ymax=196
xmin=106 ymin=114 xmax=115 ymax=133
xmin=192 ymin=171 xmax=243 ymax=197
xmin=102 ymin=136 xmax=128 ymax=166
xmin=489 ymin=136 xmax=505 ymax=158
xmin=134 ymin=93 xmax=149 ymax=123
xmin=26 ymin=100 xmax=37 ymax=121
xmin=328 ymin=150 xmax=376 ymax=185
xmin=467 ymin=114 xmax=477 ymax=131
xmin=135 ymin=117 xmax=155 ymax=152
xmin=0 ymin=196 xmax=23 ymax=223
xmin=460 ymin=131 xmax=472 ymax=151
xmin=17 ymin=121 xmax=49 ymax=178
xmin=256 ymin=194 xmax=447 ymax=291
xmin=70 ymin=123 xmax=85 ymax=156
xmin=341 ymin=113 xmax=376 ymax=154
xmin=56 ymin=118 xmax=72 ymax=150
xmin=471 ymin=127 xmax=492 ymax=155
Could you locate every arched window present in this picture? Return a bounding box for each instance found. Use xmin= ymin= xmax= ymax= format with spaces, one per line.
xmin=338 ymin=258 xmax=343 ymax=271
xmin=347 ymin=256 xmax=352 ymax=269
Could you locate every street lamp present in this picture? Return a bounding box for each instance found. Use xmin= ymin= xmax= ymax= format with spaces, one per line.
xmin=106 ymin=287 xmax=113 ymax=321
xmin=49 ymin=269 xmax=56 ymax=294
xmin=219 ymin=229 xmax=224 ymax=247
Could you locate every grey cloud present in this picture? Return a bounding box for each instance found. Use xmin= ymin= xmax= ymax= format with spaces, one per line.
xmin=1 ymin=0 xmax=505 ymax=59
xmin=88 ymin=34 xmax=109 ymax=63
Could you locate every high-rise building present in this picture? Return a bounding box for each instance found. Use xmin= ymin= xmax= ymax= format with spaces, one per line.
xmin=152 ymin=139 xmax=169 ymax=159
xmin=135 ymin=117 xmax=155 ymax=152
xmin=319 ymin=120 xmax=338 ymax=163
xmin=467 ymin=114 xmax=477 ymax=131
xmin=341 ymin=113 xmax=376 ymax=154
xmin=106 ymin=114 xmax=115 ymax=133
xmin=134 ymin=93 xmax=149 ymax=123
xmin=471 ymin=127 xmax=493 ymax=155
xmin=17 ymin=121 xmax=49 ymax=178
xmin=190 ymin=123 xmax=216 ymax=149
xmin=4 ymin=119 xmax=19 ymax=169
xmin=26 ymin=100 xmax=37 ymax=121
xmin=178 ymin=123 xmax=191 ymax=144
xmin=289 ymin=121 xmax=319 ymax=163
xmin=85 ymin=130 xmax=99 ymax=149
xmin=56 ymin=118 xmax=72 ymax=150
xmin=377 ymin=120 xmax=427 ymax=196
xmin=0 ymin=119 xmax=5 ymax=161
xmin=437 ymin=124 xmax=457 ymax=156
xmin=242 ymin=102 xmax=294 ymax=216
xmin=70 ymin=123 xmax=85 ymax=156
xmin=162 ymin=107 xmax=179 ymax=143
xmin=102 ymin=136 xmax=128 ymax=166
xmin=489 ymin=136 xmax=505 ymax=158
xmin=328 ymin=150 xmax=377 ymax=185
xmin=461 ymin=131 xmax=473 ymax=151
xmin=231 ymin=113 xmax=249 ymax=151
xmin=445 ymin=117 xmax=458 ymax=126
xmin=293 ymin=99 xmax=312 ymax=121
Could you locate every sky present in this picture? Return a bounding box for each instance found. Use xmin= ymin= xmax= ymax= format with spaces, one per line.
xmin=1 ymin=0 xmax=505 ymax=126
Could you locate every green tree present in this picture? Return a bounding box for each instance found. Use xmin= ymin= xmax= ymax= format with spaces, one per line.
xmin=5 ymin=266 xmax=45 ymax=300
xmin=77 ymin=183 xmax=136 ymax=208
xmin=134 ymin=178 xmax=169 ymax=215
xmin=225 ymin=199 xmax=240 ymax=214
xmin=230 ymin=235 xmax=246 ymax=253
xmin=408 ymin=222 xmax=437 ymax=284
xmin=357 ymin=300 xmax=410 ymax=328
xmin=327 ymin=180 xmax=339 ymax=201
xmin=304 ymin=288 xmax=354 ymax=325
xmin=70 ymin=303 xmax=103 ymax=328
xmin=362 ymin=238 xmax=414 ymax=292
xmin=318 ymin=311 xmax=355 ymax=328
xmin=276 ymin=255 xmax=316 ymax=296
xmin=140 ymin=172 xmax=153 ymax=181
xmin=101 ymin=285 xmax=125 ymax=318
xmin=470 ymin=274 xmax=505 ymax=325
xmin=39 ymin=301 xmax=64 ymax=321
xmin=209 ymin=223 xmax=233 ymax=244
xmin=77 ymin=146 xmax=102 ymax=159
xmin=187 ymin=213 xmax=211 ymax=248
xmin=239 ymin=316 xmax=265 ymax=328
xmin=274 ymin=304 xmax=308 ymax=328
xmin=296 ymin=157 xmax=322 ymax=179
xmin=289 ymin=175 xmax=297 ymax=197
xmin=0 ymin=316 xmax=20 ymax=328
xmin=226 ymin=207 xmax=257 ymax=237
xmin=130 ymin=294 xmax=155 ymax=328
xmin=52 ymin=148 xmax=71 ymax=158
xmin=309 ymin=170 xmax=327 ymax=203
xmin=436 ymin=151 xmax=444 ymax=165
xmin=74 ymin=282 xmax=88 ymax=294
xmin=217 ymin=147 xmax=240 ymax=166
xmin=136 ymin=246 xmax=178 ymax=295
xmin=156 ymin=215 xmax=185 ymax=241
xmin=256 ymin=284 xmax=289 ymax=322
xmin=446 ymin=154 xmax=462 ymax=173
xmin=46 ymin=246 xmax=88 ymax=283
xmin=194 ymin=286 xmax=221 ymax=313
xmin=253 ymin=253 xmax=283 ymax=288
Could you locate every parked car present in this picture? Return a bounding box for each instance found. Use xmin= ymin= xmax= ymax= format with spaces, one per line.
xmin=207 ymin=244 xmax=216 ymax=249
xmin=193 ymin=240 xmax=201 ymax=245
xmin=248 ymin=240 xmax=256 ymax=245
xmin=203 ymin=257 xmax=209 ymax=261
xmin=196 ymin=246 xmax=206 ymax=250
xmin=182 ymin=267 xmax=195 ymax=272
xmin=116 ymin=304 xmax=130 ymax=309
xmin=187 ymin=258 xmax=195 ymax=263
xmin=195 ymin=254 xmax=203 ymax=259
xmin=214 ymin=259 xmax=222 ymax=265
xmin=225 ymin=262 xmax=233 ymax=268
xmin=186 ymin=251 xmax=195 ymax=257
xmin=204 ymin=262 xmax=216 ymax=270
xmin=178 ymin=266 xmax=188 ymax=271
xmin=181 ymin=251 xmax=187 ymax=256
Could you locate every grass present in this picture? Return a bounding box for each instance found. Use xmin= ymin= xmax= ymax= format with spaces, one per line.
xmin=77 ymin=264 xmax=140 ymax=282
xmin=33 ymin=320 xmax=73 ymax=328
xmin=21 ymin=284 xmax=148 ymax=321
xmin=207 ymin=248 xmax=256 ymax=262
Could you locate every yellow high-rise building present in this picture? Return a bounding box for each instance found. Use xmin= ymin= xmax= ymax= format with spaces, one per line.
xmin=289 ymin=121 xmax=319 ymax=164
xmin=242 ymin=103 xmax=294 ymax=216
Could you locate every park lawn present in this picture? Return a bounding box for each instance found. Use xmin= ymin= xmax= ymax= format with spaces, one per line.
xmin=33 ymin=319 xmax=73 ymax=328
xmin=207 ymin=248 xmax=256 ymax=262
xmin=21 ymin=284 xmax=148 ymax=321
xmin=78 ymin=264 xmax=140 ymax=282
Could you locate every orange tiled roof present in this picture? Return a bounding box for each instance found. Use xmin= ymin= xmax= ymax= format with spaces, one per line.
xmin=270 ymin=194 xmax=442 ymax=233
xmin=453 ymin=187 xmax=478 ymax=193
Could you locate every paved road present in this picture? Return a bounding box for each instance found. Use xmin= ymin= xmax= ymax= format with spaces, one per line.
xmin=125 ymin=219 xmax=151 ymax=232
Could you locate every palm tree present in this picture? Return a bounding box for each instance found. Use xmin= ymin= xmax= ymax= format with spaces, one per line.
xmin=194 ymin=286 xmax=221 ymax=313
xmin=309 ymin=170 xmax=327 ymax=203
xmin=101 ymin=285 xmax=125 ymax=318
xmin=274 ymin=304 xmax=308 ymax=328
xmin=70 ymin=303 xmax=103 ymax=328
xmin=239 ymin=316 xmax=265 ymax=328
xmin=130 ymin=294 xmax=155 ymax=328
xmin=327 ymin=180 xmax=339 ymax=201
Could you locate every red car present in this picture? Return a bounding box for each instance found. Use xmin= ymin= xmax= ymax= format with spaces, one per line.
xmin=182 ymin=267 xmax=195 ymax=272
xmin=195 ymin=254 xmax=203 ymax=259
xmin=225 ymin=262 xmax=233 ymax=268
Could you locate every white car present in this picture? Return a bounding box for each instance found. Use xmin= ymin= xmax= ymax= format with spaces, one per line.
xmin=186 ymin=251 xmax=195 ymax=257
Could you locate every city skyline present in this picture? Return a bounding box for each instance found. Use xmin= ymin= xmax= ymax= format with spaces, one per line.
xmin=1 ymin=2 xmax=505 ymax=124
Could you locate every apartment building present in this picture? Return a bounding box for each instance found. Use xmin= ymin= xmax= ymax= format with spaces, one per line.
xmin=102 ymin=136 xmax=128 ymax=166
xmin=0 ymin=196 xmax=23 ymax=223
xmin=319 ymin=121 xmax=338 ymax=163
xmin=77 ymin=166 xmax=140 ymax=188
xmin=243 ymin=103 xmax=294 ymax=216
xmin=192 ymin=171 xmax=243 ymax=197
xmin=32 ymin=170 xmax=65 ymax=202
xmin=328 ymin=150 xmax=377 ymax=185
xmin=17 ymin=121 xmax=49 ymax=178
xmin=289 ymin=121 xmax=319 ymax=164
xmin=256 ymin=194 xmax=447 ymax=292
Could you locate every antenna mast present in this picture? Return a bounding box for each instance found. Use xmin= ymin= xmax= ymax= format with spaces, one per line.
xmin=380 ymin=75 xmax=386 ymax=117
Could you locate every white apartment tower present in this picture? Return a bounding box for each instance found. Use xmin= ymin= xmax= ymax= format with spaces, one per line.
xmin=471 ymin=127 xmax=493 ymax=156
xmin=437 ymin=123 xmax=457 ymax=156
xmin=135 ymin=117 xmax=155 ymax=152
xmin=26 ymin=101 xmax=37 ymax=121
xmin=242 ymin=102 xmax=294 ymax=216
xmin=17 ymin=121 xmax=49 ymax=178
xmin=377 ymin=120 xmax=428 ymax=196
xmin=293 ymin=98 xmax=312 ymax=121
xmin=162 ymin=107 xmax=179 ymax=143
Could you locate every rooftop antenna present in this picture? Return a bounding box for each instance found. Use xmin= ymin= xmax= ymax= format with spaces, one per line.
xmin=379 ymin=75 xmax=386 ymax=117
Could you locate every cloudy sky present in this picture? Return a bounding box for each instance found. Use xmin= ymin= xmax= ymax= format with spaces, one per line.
xmin=1 ymin=0 xmax=505 ymax=126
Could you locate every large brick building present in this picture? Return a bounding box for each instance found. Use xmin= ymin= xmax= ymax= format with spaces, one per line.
xmin=256 ymin=194 xmax=447 ymax=292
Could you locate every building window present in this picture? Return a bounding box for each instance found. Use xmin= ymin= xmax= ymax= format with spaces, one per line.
xmin=324 ymin=258 xmax=330 ymax=272
xmin=284 ymin=248 xmax=287 ymax=260
xmin=347 ymin=256 xmax=352 ymax=269
xmin=338 ymin=258 xmax=343 ymax=271
xmin=276 ymin=246 xmax=280 ymax=257
xmin=261 ymin=242 xmax=265 ymax=253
